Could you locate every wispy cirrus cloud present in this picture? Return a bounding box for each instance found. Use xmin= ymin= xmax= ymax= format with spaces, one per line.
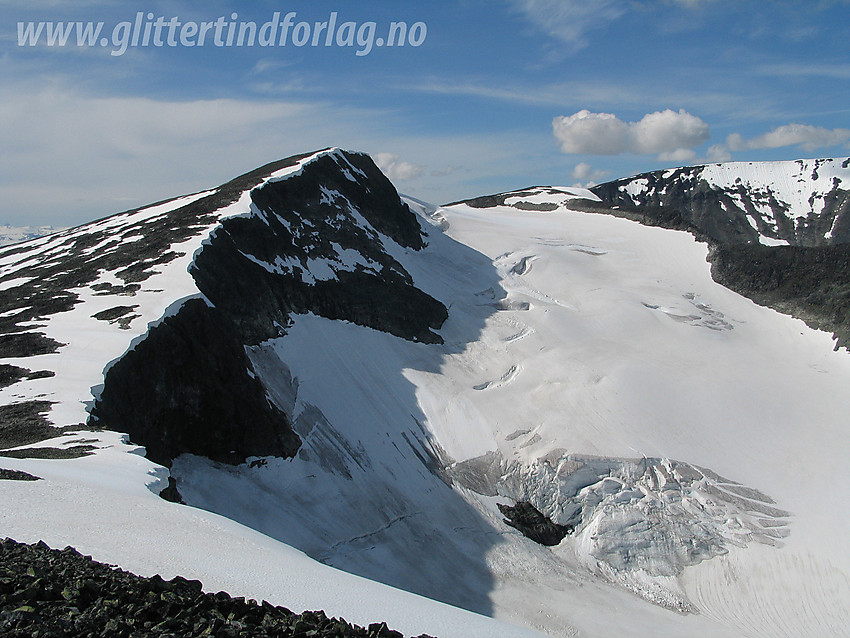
xmin=726 ymin=124 xmax=850 ymax=152
xmin=407 ymin=78 xmax=636 ymax=107
xmin=506 ymin=0 xmax=626 ymax=51
xmin=0 ymin=82 xmax=564 ymax=225
xmin=757 ymin=62 xmax=850 ymax=79
xmin=507 ymin=0 xmax=720 ymax=51
xmin=406 ymin=76 xmax=789 ymax=124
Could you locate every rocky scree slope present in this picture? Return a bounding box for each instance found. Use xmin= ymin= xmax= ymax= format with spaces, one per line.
xmin=0 ymin=538 xmax=436 ymax=638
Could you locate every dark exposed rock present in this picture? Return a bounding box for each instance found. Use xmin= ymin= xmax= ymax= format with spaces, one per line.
xmin=0 ymin=365 xmax=54 ymax=390
xmin=566 ymin=197 xmax=708 ymax=239
xmin=84 ymin=150 xmax=448 ymax=466
xmin=158 ymin=477 xmax=184 ymax=504
xmin=591 ymin=171 xmax=762 ymax=245
xmin=193 ymin=150 xmax=446 ymax=345
xmin=450 ymin=186 xmax=708 ymax=237
xmin=91 ymin=305 xmax=140 ymax=330
xmin=710 ymin=243 xmax=850 ymax=349
xmin=0 ymin=401 xmax=68 ymax=451
xmin=0 ymin=445 xmax=96 ymax=460
xmin=0 ymin=333 xmax=66 ymax=358
xmin=590 ymin=162 xmax=850 ymax=247
xmin=3 ymin=149 xmax=449 ymax=466
xmin=497 ymin=501 xmax=572 ymax=546
xmin=0 ymin=538 xmax=438 ymax=638
xmin=449 ymin=187 xmax=570 ymax=211
xmin=0 ymin=365 xmax=28 ymax=389
xmin=0 ymin=154 xmax=317 ymax=459
xmin=0 ymin=151 xmax=315 ymax=359
xmin=91 ymin=305 xmax=138 ymax=321
xmin=0 ymin=468 xmax=40 ymax=481
xmin=89 ymin=298 xmax=300 ymax=467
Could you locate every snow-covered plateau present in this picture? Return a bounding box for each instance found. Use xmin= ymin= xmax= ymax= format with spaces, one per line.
xmin=1 ymin=149 xmax=849 ymax=637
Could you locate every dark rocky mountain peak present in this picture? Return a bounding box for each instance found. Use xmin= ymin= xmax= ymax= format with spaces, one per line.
xmin=1 ymin=148 xmax=448 ymax=467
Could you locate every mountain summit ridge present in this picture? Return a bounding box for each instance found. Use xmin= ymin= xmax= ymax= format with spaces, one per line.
xmin=0 ymin=148 xmax=447 ymax=467
xmin=590 ymin=156 xmax=850 ymax=246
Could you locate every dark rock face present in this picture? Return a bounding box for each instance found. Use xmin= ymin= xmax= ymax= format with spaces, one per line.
xmin=0 ymin=333 xmax=66 ymax=359
xmin=158 ymin=477 xmax=184 ymax=504
xmin=0 ymin=538 xmax=435 ymax=638
xmin=0 ymin=469 xmax=40 ymax=481
xmin=0 ymin=152 xmax=314 ymax=359
xmin=0 ymin=401 xmax=62 ymax=450
xmin=710 ymin=243 xmax=850 ymax=349
xmin=1 ymin=148 xmax=448 ymax=469
xmin=591 ymin=169 xmax=765 ymax=245
xmin=497 ymin=501 xmax=572 ymax=547
xmin=89 ymin=299 xmax=300 ymax=467
xmin=453 ymin=187 xmax=566 ymax=211
xmin=0 ymin=445 xmax=96 ymax=460
xmin=192 ymin=150 xmax=447 ymax=345
xmin=0 ymin=152 xmax=316 ymax=458
xmin=0 ymin=365 xmax=53 ymax=390
xmin=89 ymin=149 xmax=447 ymax=466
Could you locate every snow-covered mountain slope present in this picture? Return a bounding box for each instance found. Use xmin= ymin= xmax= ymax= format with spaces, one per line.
xmin=0 ymin=148 xmax=533 ymax=638
xmin=3 ymin=151 xmax=850 ymax=637
xmin=590 ymin=157 xmax=850 ymax=246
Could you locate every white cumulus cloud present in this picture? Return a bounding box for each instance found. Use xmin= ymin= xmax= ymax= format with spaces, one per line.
xmin=553 ymin=109 xmax=710 ymax=159
xmin=552 ymin=110 xmax=629 ymax=155
xmin=630 ymin=109 xmax=709 ymax=154
xmin=373 ymin=153 xmax=424 ymax=181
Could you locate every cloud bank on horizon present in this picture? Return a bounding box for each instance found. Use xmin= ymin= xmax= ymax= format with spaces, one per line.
xmin=1 ymin=0 xmax=848 ymax=225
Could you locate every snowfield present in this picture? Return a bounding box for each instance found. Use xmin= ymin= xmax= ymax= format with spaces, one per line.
xmin=2 ymin=152 xmax=850 ymax=637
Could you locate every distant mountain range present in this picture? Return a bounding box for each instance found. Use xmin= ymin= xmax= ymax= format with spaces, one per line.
xmin=0 ymin=224 xmax=65 ymax=247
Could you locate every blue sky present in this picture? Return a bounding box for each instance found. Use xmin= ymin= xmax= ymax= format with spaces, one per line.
xmin=1 ymin=0 xmax=849 ymax=226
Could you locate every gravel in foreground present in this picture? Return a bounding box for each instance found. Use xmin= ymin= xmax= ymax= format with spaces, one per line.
xmin=0 ymin=538 xmax=437 ymax=638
